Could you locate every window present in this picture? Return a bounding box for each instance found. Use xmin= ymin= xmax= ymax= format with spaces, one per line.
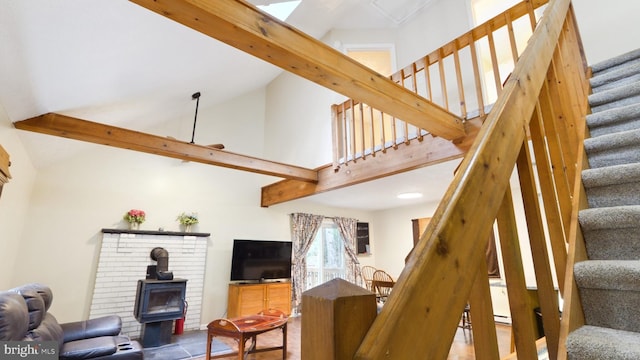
xmin=305 ymin=221 xmax=346 ymax=290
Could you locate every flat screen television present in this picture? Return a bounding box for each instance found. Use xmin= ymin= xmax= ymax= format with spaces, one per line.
xmin=230 ymin=239 xmax=293 ymax=282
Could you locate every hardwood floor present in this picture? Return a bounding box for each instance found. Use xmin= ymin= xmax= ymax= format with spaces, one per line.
xmin=195 ymin=316 xmax=514 ymax=359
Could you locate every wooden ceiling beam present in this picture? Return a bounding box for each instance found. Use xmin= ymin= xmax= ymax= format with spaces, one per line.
xmin=14 ymin=113 xmax=318 ymax=182
xmin=128 ymin=0 xmax=466 ymax=140
xmin=261 ymin=118 xmax=483 ymax=207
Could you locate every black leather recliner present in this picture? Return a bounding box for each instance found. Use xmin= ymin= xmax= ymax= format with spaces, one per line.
xmin=0 ymin=283 xmax=143 ymax=359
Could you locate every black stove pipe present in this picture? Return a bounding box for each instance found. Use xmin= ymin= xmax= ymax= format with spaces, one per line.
xmin=150 ymin=247 xmax=173 ymax=280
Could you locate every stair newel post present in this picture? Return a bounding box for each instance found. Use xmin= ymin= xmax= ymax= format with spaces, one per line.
xmin=301 ymin=278 xmax=376 ymax=360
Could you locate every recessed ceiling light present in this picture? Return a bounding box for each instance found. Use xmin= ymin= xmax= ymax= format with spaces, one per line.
xmin=257 ymin=0 xmax=301 ymax=21
xmin=397 ymin=192 xmax=423 ymax=199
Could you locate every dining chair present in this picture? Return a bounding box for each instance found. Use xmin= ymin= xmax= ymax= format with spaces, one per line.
xmin=460 ymin=303 xmax=472 ymax=330
xmin=372 ymin=270 xmax=395 ymax=303
xmin=361 ymin=265 xmax=377 ymax=291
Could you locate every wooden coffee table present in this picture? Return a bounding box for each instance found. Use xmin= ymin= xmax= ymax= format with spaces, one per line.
xmin=206 ymin=309 xmax=288 ymax=360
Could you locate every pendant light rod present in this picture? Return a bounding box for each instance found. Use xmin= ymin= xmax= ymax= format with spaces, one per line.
xmin=190 ymin=91 xmax=201 ymax=144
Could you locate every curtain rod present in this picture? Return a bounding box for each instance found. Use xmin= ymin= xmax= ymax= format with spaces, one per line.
xmin=289 ymin=213 xmax=360 ymax=221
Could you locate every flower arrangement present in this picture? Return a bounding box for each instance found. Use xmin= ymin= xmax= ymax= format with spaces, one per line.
xmin=176 ymin=212 xmax=199 ymax=225
xmin=123 ymin=209 xmax=146 ymax=224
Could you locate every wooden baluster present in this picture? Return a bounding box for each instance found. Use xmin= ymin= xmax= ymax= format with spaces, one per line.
xmin=529 ymin=104 xmax=568 ymax=290
xmin=538 ymin=75 xmax=573 ymax=239
xmin=486 ymin=28 xmax=503 ymax=96
xmin=411 ymin=63 xmax=425 ymax=140
xmin=526 ymin=0 xmax=538 ymax=29
xmin=391 ymin=114 xmax=398 ymax=150
xmin=341 ymin=102 xmax=348 ymax=166
xmin=453 ymin=46 xmax=467 ymax=119
xmin=496 ymin=186 xmax=539 ymax=360
xmin=468 ymin=250 xmax=500 ymax=360
xmin=401 ymin=68 xmax=410 ymax=144
xmin=380 ymin=109 xmax=387 ymax=154
xmin=517 ymin=140 xmax=561 ymax=360
xmin=359 ymin=101 xmax=366 ymax=160
xmin=424 ymin=56 xmax=433 ymax=101
xmin=331 ymin=105 xmax=340 ymax=170
xmin=369 ymin=105 xmax=376 ymax=157
xmin=438 ymin=49 xmax=449 ymax=111
xmin=350 ymin=99 xmax=356 ymax=162
xmin=566 ymin=6 xmax=590 ymax=104
xmin=556 ymin=17 xmax=588 ymax=144
xmin=468 ymin=35 xmax=486 ymax=118
xmin=549 ymin=49 xmax=578 ymax=182
xmin=540 ymin=59 xmax=572 ymax=231
xmin=506 ymin=12 xmax=519 ymax=62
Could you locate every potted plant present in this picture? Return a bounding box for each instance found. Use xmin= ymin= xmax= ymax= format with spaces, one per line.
xmin=123 ymin=209 xmax=145 ymax=230
xmin=176 ymin=212 xmax=199 ymax=232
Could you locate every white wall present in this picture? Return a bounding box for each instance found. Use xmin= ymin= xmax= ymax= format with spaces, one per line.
xmin=370 ymin=201 xmax=441 ymax=279
xmin=0 ymin=104 xmax=37 ymax=290
xmin=572 ymin=0 xmax=640 ymax=65
xmin=263 ymin=72 xmax=338 ymax=168
xmin=395 ymin=0 xmax=472 ymax=68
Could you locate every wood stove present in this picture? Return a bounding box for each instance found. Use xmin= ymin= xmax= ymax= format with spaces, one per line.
xmin=134 ymin=278 xmax=187 ymax=347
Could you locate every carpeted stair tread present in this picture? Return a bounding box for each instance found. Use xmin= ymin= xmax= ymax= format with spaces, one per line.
xmin=584 ymin=128 xmax=640 ymax=168
xmin=591 ymin=48 xmax=640 ymax=74
xmin=579 ymin=205 xmax=640 ymax=230
xmin=590 ymin=61 xmax=640 ymax=92
xmin=574 ymin=260 xmax=640 ymax=291
xmin=586 ymin=103 xmax=640 ymax=137
xmin=579 ymin=206 xmax=640 ymax=260
xmin=566 ymin=325 xmax=640 ymax=360
xmin=589 ymin=81 xmax=640 ymax=113
xmin=582 ymin=164 xmax=640 ymax=207
xmin=575 ymin=261 xmax=640 ymax=331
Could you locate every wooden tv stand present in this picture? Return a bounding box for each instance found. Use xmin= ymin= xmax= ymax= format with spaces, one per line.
xmin=227 ymin=282 xmax=291 ymax=318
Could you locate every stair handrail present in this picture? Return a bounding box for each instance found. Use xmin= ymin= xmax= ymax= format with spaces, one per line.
xmin=351 ymin=0 xmax=587 ymax=358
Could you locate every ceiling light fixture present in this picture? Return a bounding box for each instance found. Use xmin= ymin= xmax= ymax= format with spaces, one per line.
xmin=189 ymin=92 xmax=201 ymax=144
xmin=184 ymin=92 xmax=224 ymax=150
xmin=397 ymin=192 xmax=423 ymax=199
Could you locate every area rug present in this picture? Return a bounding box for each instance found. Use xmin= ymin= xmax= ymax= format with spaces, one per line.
xmin=142 ymin=330 xmax=232 ymax=360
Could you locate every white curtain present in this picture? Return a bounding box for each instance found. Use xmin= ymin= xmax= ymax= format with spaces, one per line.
xmin=334 ymin=216 xmax=362 ymax=286
xmin=290 ymin=213 xmax=324 ymax=315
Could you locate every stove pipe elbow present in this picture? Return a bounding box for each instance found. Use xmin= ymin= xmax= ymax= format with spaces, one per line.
xmin=150 ymin=247 xmax=169 ymax=273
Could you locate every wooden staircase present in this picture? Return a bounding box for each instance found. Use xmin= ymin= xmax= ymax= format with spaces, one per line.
xmin=306 ymin=0 xmax=591 ymax=358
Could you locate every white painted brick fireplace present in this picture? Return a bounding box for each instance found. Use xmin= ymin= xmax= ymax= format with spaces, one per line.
xmin=90 ymin=229 xmax=209 ymax=338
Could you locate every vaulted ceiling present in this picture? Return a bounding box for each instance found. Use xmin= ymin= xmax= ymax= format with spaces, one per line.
xmin=0 ymin=0 xmax=458 ymax=211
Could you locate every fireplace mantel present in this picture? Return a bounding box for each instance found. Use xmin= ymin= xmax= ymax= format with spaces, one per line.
xmin=102 ymin=228 xmax=210 ymax=237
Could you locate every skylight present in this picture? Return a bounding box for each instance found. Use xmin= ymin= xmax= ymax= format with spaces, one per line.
xmin=257 ymin=0 xmax=301 ymax=21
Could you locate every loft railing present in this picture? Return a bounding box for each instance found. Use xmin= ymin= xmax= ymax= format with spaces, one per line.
xmin=314 ymin=0 xmax=591 ymax=358
xmin=331 ymin=0 xmax=549 ymax=169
